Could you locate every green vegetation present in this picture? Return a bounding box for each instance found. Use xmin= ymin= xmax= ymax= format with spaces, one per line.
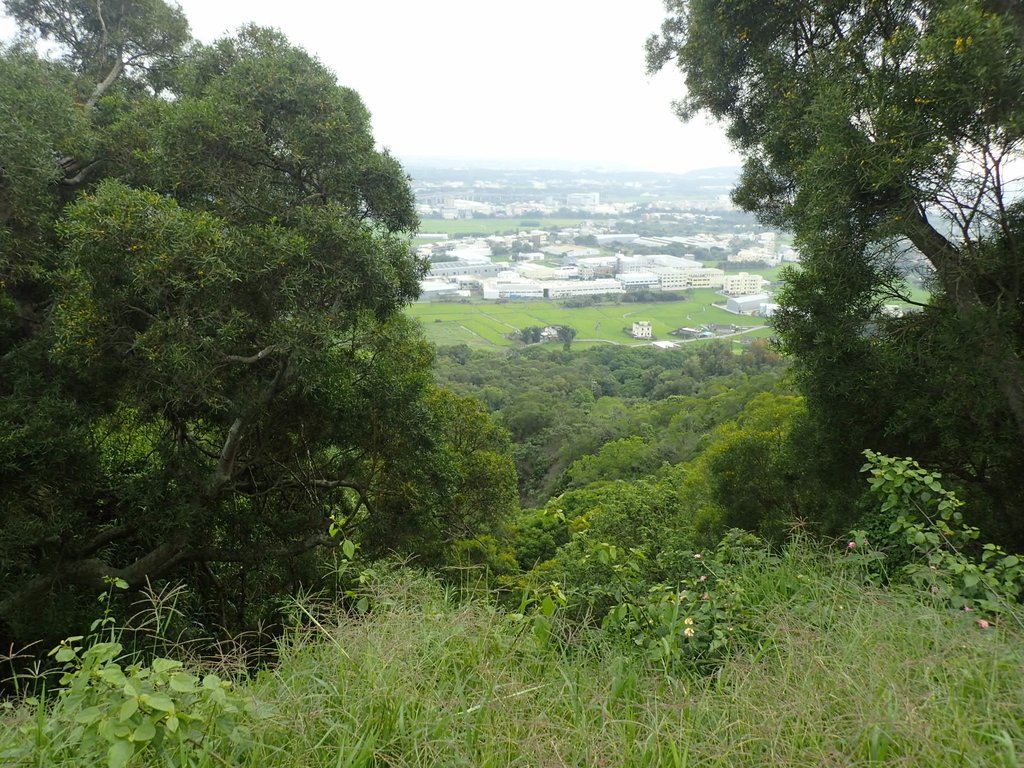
xmin=409 ymin=294 xmax=766 ymax=348
xmin=4 ymin=537 xmax=1022 ymax=767
xmin=2 ymin=1 xmax=1023 ymax=765
xmin=650 ymin=0 xmax=1024 ymax=545
xmin=0 ymin=4 xmax=514 ymax=646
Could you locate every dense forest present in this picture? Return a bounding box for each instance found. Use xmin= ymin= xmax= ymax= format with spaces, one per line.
xmin=2 ymin=0 xmax=1023 ymax=765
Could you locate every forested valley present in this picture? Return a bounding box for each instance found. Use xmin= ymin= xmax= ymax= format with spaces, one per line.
xmin=2 ymin=0 xmax=1024 ymax=765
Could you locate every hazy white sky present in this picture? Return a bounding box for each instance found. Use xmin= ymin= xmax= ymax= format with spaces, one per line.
xmin=4 ymin=1 xmax=740 ymax=173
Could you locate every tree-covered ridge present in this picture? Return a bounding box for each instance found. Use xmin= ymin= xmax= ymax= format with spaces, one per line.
xmin=433 ymin=341 xmax=789 ymax=504
xmin=0 ymin=3 xmax=514 ymax=646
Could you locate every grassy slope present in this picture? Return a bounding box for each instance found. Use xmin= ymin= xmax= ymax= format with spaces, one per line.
xmin=5 ymin=546 xmax=1021 ymax=767
xmin=408 ymin=294 xmax=769 ymax=349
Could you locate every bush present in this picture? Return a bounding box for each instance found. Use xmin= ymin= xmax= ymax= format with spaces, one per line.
xmin=848 ymin=451 xmax=1024 ymax=617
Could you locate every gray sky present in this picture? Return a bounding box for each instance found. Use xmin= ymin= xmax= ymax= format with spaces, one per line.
xmin=4 ymin=1 xmax=740 ymax=173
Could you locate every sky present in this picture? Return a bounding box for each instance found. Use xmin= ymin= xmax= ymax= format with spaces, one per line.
xmin=2 ymin=1 xmax=740 ymax=174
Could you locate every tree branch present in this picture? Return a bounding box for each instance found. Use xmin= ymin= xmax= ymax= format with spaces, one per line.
xmin=210 ymin=354 xmax=292 ymax=490
xmin=85 ymin=56 xmax=125 ymax=110
xmin=221 ymin=345 xmax=279 ymax=364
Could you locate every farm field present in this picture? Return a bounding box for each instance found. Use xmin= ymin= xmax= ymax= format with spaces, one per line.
xmin=408 ymin=291 xmax=768 ymax=349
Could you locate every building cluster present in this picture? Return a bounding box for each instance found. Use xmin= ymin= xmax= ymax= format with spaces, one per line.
xmin=420 ymin=240 xmax=772 ymax=304
xmin=416 ymin=191 xmax=622 ymax=220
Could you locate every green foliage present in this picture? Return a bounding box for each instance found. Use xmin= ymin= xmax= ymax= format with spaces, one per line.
xmin=434 ymin=343 xmax=790 ymax=504
xmin=599 ymin=530 xmax=765 ymax=671
xmin=851 ymin=451 xmax=1024 ymax=616
xmin=650 ymin=0 xmax=1024 ymax=550
xmin=18 ymin=641 xmax=254 ymax=768
xmin=0 ymin=4 xmax=516 ymax=648
xmin=3 ymin=552 xmax=1024 ymax=766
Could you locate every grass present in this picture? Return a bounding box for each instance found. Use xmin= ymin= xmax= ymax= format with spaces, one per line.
xmin=4 ymin=546 xmax=1022 ymax=766
xmin=408 ymin=294 xmax=768 ymax=349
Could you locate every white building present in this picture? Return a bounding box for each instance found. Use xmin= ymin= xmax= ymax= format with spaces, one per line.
xmin=546 ymin=279 xmax=624 ymax=299
xmin=517 ymin=252 xmax=546 ymax=262
xmin=577 ymin=256 xmax=619 ymax=279
xmin=566 ymin=192 xmax=600 ymax=206
xmin=729 ymin=247 xmax=781 ymax=267
xmin=418 ymin=280 xmax=461 ymax=300
xmin=481 ymin=278 xmax=545 ymax=300
xmin=647 ymin=266 xmax=725 ymax=290
xmin=516 ymin=263 xmax=558 ymax=280
xmin=632 ymin=321 xmax=653 ymax=339
xmin=726 ymin=293 xmax=772 ymax=314
xmin=645 ymin=254 xmax=704 ymax=270
xmin=722 ymin=272 xmax=769 ymax=296
xmin=616 ymin=254 xmax=650 ymax=273
xmin=616 ymin=272 xmax=661 ymax=290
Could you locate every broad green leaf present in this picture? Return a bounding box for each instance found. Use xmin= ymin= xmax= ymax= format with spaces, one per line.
xmin=143 ymin=693 xmax=175 ymax=713
xmin=540 ymin=595 xmax=556 ymax=618
xmin=118 ymin=698 xmax=139 ymax=721
xmin=107 ymin=740 xmax=134 ymax=768
xmin=169 ymin=672 xmax=198 ymax=693
xmin=75 ymin=706 xmax=104 ymax=725
xmin=131 ymin=719 xmax=156 ymax=742
xmin=151 ymin=658 xmax=181 ymax=674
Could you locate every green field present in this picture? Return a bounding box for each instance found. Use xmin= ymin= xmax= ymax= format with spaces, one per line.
xmin=408 ymin=292 xmax=768 ymax=349
xmin=416 ymin=218 xmax=591 ymax=236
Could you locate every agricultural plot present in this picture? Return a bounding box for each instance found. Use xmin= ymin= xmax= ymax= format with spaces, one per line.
xmin=408 ymin=293 xmax=768 ymax=349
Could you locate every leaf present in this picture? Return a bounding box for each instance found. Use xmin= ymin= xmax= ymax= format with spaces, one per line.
xmin=342 ymin=539 xmax=356 ymax=559
xmin=131 ymin=719 xmax=156 ymax=742
xmin=143 ymin=693 xmax=175 ymax=713
xmin=169 ymin=672 xmax=198 ymax=693
xmin=118 ymin=698 xmax=139 ymax=722
xmin=75 ymin=706 xmax=104 ymax=725
xmin=107 ymin=740 xmax=134 ymax=768
xmin=356 ymin=596 xmax=369 ymax=614
xmin=540 ymin=595 xmax=556 ymax=618
xmin=151 ymin=658 xmax=181 ymax=674
xmin=202 ymin=674 xmax=223 ymax=690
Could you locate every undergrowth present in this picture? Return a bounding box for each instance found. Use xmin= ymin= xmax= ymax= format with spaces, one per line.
xmin=2 ymin=540 xmax=1022 ymax=767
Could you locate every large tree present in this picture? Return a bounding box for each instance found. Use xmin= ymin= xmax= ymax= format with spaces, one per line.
xmin=0 ymin=4 xmax=515 ymax=643
xmin=649 ymin=0 xmax=1024 ymax=541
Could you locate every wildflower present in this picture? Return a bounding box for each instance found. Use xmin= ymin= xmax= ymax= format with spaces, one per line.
xmin=847 ymin=540 xmax=857 ymax=549
xmin=684 ymin=627 xmax=695 ymax=637
xmin=684 ymin=617 xmax=694 ymax=625
xmin=699 ymin=575 xmax=707 ymax=582
xmin=930 ymin=585 xmax=940 ymax=594
xmin=962 ymin=605 xmax=974 ymax=612
xmin=693 ymin=553 xmax=702 ymax=560
xmin=977 ymin=619 xmax=990 ymax=630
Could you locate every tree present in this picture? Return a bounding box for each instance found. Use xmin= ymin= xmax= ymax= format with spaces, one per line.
xmin=649 ymin=0 xmax=1024 ymax=541
xmin=0 ymin=5 xmax=514 ymax=643
xmin=555 ymin=324 xmax=577 ymax=352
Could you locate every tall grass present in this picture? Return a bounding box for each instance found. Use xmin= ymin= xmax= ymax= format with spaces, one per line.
xmin=3 ymin=545 xmax=1021 ymax=767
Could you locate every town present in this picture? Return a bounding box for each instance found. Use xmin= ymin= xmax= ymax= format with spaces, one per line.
xmin=409 ymin=165 xmax=797 ymax=319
